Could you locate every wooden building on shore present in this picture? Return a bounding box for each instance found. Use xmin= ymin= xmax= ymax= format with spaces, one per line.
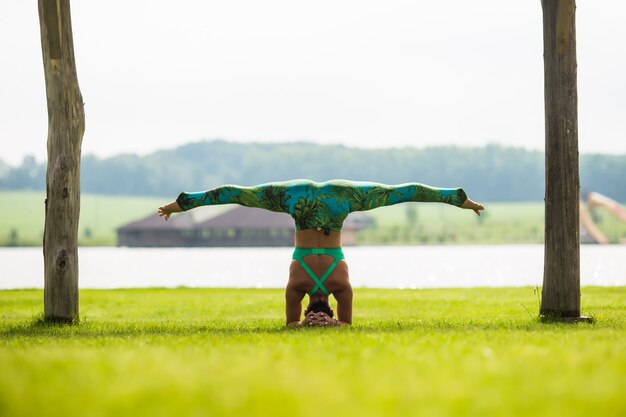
xmin=117 ymin=206 xmax=374 ymax=247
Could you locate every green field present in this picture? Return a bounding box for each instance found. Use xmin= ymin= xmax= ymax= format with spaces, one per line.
xmin=360 ymin=202 xmax=546 ymax=244
xmin=0 ymin=191 xmax=165 ymax=246
xmin=2 ymin=191 xmax=625 ymax=245
xmin=1 ymin=287 xmax=624 ymax=417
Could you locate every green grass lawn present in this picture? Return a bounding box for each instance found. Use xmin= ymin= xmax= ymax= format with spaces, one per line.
xmin=1 ymin=287 xmax=624 ymax=417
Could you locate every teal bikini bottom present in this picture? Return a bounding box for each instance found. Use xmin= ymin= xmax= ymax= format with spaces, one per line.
xmin=292 ymin=248 xmax=345 ymax=296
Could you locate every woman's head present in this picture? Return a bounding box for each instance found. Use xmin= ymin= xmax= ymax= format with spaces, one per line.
xmin=305 ymin=295 xmax=334 ymax=318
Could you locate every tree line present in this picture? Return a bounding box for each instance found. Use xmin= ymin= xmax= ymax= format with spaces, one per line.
xmin=1 ymin=140 xmax=625 ymax=202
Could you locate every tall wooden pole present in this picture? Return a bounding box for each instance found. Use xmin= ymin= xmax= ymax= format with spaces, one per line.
xmin=38 ymin=0 xmax=85 ymax=322
xmin=540 ymin=0 xmax=582 ymax=318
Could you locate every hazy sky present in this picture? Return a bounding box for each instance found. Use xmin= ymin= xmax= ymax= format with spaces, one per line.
xmin=1 ymin=1 xmax=625 ymax=165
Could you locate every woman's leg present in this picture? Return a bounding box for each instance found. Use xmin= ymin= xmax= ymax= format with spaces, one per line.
xmin=168 ymin=179 xmax=484 ymax=216
xmin=350 ymin=181 xmax=484 ymax=215
xmin=341 ymin=181 xmax=469 ymax=212
xmin=175 ymin=181 xmax=296 ymax=213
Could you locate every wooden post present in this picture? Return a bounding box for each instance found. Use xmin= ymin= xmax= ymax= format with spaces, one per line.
xmin=540 ymin=0 xmax=587 ymax=320
xmin=38 ymin=0 xmax=85 ymax=322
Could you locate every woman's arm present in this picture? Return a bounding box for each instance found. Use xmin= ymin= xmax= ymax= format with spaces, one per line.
xmin=285 ymin=286 xmax=305 ymax=326
xmin=333 ymin=284 xmax=353 ymax=326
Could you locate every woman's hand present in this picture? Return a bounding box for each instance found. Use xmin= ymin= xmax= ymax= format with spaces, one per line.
xmin=158 ymin=201 xmax=182 ymax=221
xmin=306 ymin=311 xmax=340 ymax=327
xmin=461 ymin=198 xmax=485 ymax=216
xmin=288 ymin=311 xmax=345 ymax=328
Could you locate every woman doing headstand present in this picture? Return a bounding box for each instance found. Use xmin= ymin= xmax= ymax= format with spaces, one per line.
xmin=158 ymin=179 xmax=484 ymax=327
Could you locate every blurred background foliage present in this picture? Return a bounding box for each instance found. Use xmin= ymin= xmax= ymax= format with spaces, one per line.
xmin=2 ymin=140 xmax=625 ymax=202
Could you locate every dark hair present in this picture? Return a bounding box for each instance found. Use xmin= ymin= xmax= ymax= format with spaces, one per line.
xmin=305 ymin=301 xmax=334 ymax=318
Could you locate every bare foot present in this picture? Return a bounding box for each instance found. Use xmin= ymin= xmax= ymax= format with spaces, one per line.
xmin=461 ymin=198 xmax=485 ymax=216
xmin=158 ymin=201 xmax=182 ymax=221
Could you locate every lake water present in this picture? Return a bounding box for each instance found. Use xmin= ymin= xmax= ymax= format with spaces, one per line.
xmin=1 ymin=245 xmax=624 ymax=290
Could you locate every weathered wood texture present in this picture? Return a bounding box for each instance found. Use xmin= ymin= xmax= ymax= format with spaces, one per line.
xmin=38 ymin=0 xmax=85 ymax=321
xmin=541 ymin=0 xmax=580 ymax=317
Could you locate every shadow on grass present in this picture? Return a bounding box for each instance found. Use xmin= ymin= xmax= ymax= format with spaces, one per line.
xmin=0 ymin=318 xmax=283 ymax=338
xmin=0 ymin=315 xmax=602 ymax=340
xmin=539 ymin=314 xmax=595 ymax=324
